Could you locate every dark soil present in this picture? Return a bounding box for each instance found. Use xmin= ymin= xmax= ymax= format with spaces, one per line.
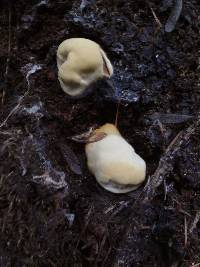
xmin=0 ymin=0 xmax=200 ymax=266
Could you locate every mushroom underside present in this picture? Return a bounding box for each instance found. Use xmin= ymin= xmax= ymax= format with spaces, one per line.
xmin=97 ymin=179 xmax=142 ymax=194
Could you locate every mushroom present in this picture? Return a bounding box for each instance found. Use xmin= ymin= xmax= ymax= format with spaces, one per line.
xmin=57 ymin=38 xmax=113 ymax=97
xmin=73 ymin=123 xmax=146 ymax=193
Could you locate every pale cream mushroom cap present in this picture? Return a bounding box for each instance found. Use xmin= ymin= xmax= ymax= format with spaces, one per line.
xmin=57 ymin=38 xmax=113 ymax=97
xmin=85 ymin=124 xmax=146 ymax=193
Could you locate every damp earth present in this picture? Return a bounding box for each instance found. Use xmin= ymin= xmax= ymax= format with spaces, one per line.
xmin=0 ymin=0 xmax=200 ymax=266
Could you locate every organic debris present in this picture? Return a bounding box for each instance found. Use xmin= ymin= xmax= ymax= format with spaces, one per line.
xmin=165 ymin=0 xmax=183 ymax=32
xmin=0 ymin=0 xmax=200 ymax=266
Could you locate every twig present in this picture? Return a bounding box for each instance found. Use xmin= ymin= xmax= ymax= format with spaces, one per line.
xmin=165 ymin=130 xmax=183 ymax=153
xmin=150 ymin=7 xmax=162 ymax=28
xmin=94 ymin=233 xmax=107 ymax=266
xmin=184 ymin=216 xmax=187 ymax=247
xmin=75 ymin=205 xmax=93 ymax=249
xmin=0 ymin=89 xmax=30 ymax=129
xmin=104 ymin=204 xmax=117 ymax=214
xmin=115 ymin=99 xmax=121 ymax=127
xmin=0 ymin=130 xmax=15 ymax=136
xmin=0 ymin=63 xmax=41 ymax=128
xmin=108 ymin=201 xmax=129 ymax=222
xmin=2 ymin=6 xmax=12 ymax=105
xmin=163 ymin=178 xmax=167 ymax=201
xmin=179 ymin=209 xmax=191 ymax=218
xmin=145 ymin=116 xmax=200 ymax=200
xmin=189 ymin=211 xmax=200 ymax=234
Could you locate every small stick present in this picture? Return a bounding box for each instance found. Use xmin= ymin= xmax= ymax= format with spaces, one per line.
xmin=0 ymin=89 xmax=30 ymax=129
xmin=189 ymin=211 xmax=200 ymax=234
xmin=115 ymin=99 xmax=121 ymax=127
xmin=150 ymin=7 xmax=162 ymax=28
xmin=144 ymin=115 xmax=200 ymax=200
xmin=184 ymin=216 xmax=188 ymax=247
xmin=2 ymin=6 xmax=12 ymax=105
xmin=75 ymin=205 xmax=93 ymax=249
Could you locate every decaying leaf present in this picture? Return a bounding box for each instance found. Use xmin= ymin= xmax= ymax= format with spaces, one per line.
xmin=59 ymin=144 xmax=82 ymax=175
xmin=146 ymin=113 xmax=194 ymax=125
xmin=70 ymin=127 xmax=94 ymax=143
xmin=70 ymin=127 xmax=107 ymax=143
xmin=165 ymin=0 xmax=183 ymax=32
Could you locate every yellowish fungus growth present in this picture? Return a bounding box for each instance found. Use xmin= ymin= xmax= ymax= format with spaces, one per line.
xmin=85 ymin=123 xmax=146 ymax=193
xmin=57 ymin=38 xmax=113 ymax=97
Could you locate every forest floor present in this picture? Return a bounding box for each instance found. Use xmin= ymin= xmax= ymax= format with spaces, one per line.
xmin=0 ymin=0 xmax=200 ymax=266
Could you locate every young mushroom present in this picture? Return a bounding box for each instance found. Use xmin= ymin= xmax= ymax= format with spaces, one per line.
xmin=72 ymin=123 xmax=146 ymax=193
xmin=86 ymin=123 xmax=146 ymax=193
xmin=57 ymin=38 xmax=114 ymax=97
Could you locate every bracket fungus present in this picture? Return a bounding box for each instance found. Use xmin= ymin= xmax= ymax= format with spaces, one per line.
xmin=73 ymin=123 xmax=146 ymax=193
xmin=57 ymin=38 xmax=113 ymax=97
